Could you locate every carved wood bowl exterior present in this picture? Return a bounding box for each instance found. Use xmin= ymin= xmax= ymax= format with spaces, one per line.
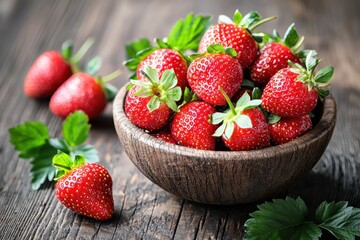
xmin=113 ymin=85 xmax=337 ymax=205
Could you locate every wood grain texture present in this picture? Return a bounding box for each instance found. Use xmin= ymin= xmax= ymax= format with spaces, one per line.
xmin=0 ymin=0 xmax=359 ymax=239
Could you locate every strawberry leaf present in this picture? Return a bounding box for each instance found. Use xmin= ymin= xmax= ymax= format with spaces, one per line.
xmin=218 ymin=14 xmax=233 ymax=24
xmin=244 ymin=197 xmax=322 ymax=240
xmin=73 ymin=144 xmax=99 ymax=163
xmin=305 ymin=50 xmax=318 ymax=71
xmin=283 ymin=23 xmax=299 ymax=48
xmin=159 ymin=69 xmax=177 ymax=90
xmin=52 ymin=151 xmax=73 ymax=173
xmin=166 ymin=87 xmax=182 ymax=102
xmin=268 ymin=114 xmax=281 ymax=124
xmin=48 ymin=138 xmax=69 ymax=153
xmin=252 ymin=87 xmax=262 ymax=99
xmin=235 ymin=115 xmax=252 ymax=129
xmin=147 ymin=96 xmax=161 ymax=112
xmin=85 ymin=56 xmax=102 ymax=76
xmin=166 ymin=13 xmax=212 ymax=52
xmin=74 ymin=155 xmax=86 ymax=167
xmin=315 ymin=66 xmax=334 ymax=83
xmin=211 ymin=112 xmax=228 ymax=125
xmin=125 ymin=38 xmax=153 ymax=60
xmin=165 ymin=98 xmax=178 ymax=112
xmin=235 ymin=92 xmax=251 ymax=108
xmin=240 ymin=11 xmax=261 ymax=29
xmin=241 ymin=79 xmax=255 ymax=89
xmin=62 ymin=111 xmax=90 ymax=147
xmin=224 ymin=121 xmax=235 ymax=139
xmin=213 ymin=122 xmax=226 ymax=137
xmin=61 ymin=40 xmax=73 ymax=61
xmin=233 ymin=10 xmax=242 ymax=25
xmin=9 ymin=121 xmax=49 ymax=153
xmin=103 ymin=83 xmax=118 ymax=102
xmin=225 ymin=47 xmax=237 ymax=58
xmin=207 ymin=44 xmax=225 ymax=54
xmin=316 ymin=201 xmax=360 ymax=239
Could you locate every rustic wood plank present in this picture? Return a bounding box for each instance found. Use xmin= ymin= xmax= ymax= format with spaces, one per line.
xmin=0 ymin=0 xmax=359 ymax=239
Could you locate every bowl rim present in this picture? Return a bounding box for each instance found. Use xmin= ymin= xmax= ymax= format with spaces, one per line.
xmin=113 ymin=84 xmax=337 ymax=160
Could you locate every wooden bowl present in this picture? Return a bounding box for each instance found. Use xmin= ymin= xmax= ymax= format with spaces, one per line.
xmin=113 ymin=85 xmax=336 ymax=205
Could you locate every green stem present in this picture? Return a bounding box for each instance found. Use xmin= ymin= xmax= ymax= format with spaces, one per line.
xmin=102 ymin=69 xmax=122 ymax=83
xmin=292 ymin=36 xmax=305 ymax=53
xmin=70 ymin=38 xmax=95 ymax=64
xmin=248 ymin=16 xmax=277 ymax=31
xmin=219 ymin=87 xmax=236 ymax=116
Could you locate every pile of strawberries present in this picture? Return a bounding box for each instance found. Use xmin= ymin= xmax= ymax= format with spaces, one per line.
xmin=23 ymin=39 xmax=119 ymax=120
xmin=124 ymin=10 xmax=334 ymax=151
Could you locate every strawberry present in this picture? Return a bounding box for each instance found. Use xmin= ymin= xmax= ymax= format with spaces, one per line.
xmin=171 ymin=101 xmax=218 ymax=150
xmin=137 ymin=49 xmax=188 ymax=90
xmin=152 ymin=131 xmax=177 ymax=144
xmin=269 ymin=114 xmax=312 ymax=145
xmin=250 ymin=24 xmax=304 ymax=86
xmin=198 ymin=10 xmax=275 ymax=69
xmin=187 ymin=44 xmax=243 ymax=106
xmin=261 ymin=51 xmax=334 ymax=118
xmin=125 ymin=66 xmax=182 ymax=131
xmin=211 ymin=89 xmax=270 ymax=151
xmin=53 ymin=152 xmax=114 ymax=221
xmin=50 ymin=71 xmax=119 ymax=120
xmin=24 ymin=40 xmax=93 ymax=98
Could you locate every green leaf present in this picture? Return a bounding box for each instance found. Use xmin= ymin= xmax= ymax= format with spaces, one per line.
xmin=316 ymin=201 xmax=360 ymax=240
xmin=213 ymin=122 xmax=226 ymax=137
xmin=85 ymin=56 xmax=102 ymax=76
xmin=284 ymin=23 xmax=299 ymax=48
xmin=166 ymin=13 xmax=212 ymax=51
xmin=104 ymin=83 xmax=118 ymax=102
xmin=74 ymin=155 xmax=86 ymax=167
xmin=224 ymin=121 xmax=235 ymax=139
xmin=211 ymin=112 xmax=227 ymax=125
xmin=235 ymin=115 xmax=252 ymax=128
xmin=252 ymin=87 xmax=262 ymax=99
xmin=125 ymin=38 xmax=153 ymax=60
xmin=156 ymin=38 xmax=171 ymax=49
xmin=142 ymin=66 xmax=159 ymax=84
xmin=241 ymin=79 xmax=255 ymax=89
xmin=61 ymin=40 xmax=73 ymax=60
xmin=48 ymin=138 xmax=69 ymax=153
xmin=62 ymin=111 xmax=90 ymax=147
xmin=166 ymin=87 xmax=182 ymax=102
xmin=52 ymin=151 xmax=73 ymax=173
xmin=318 ymin=89 xmax=330 ymax=99
xmin=72 ymin=144 xmax=99 ymax=163
xmin=160 ymin=69 xmax=177 ymax=90
xmin=218 ymin=15 xmax=234 ymax=24
xmin=252 ymin=33 xmax=265 ymax=43
xmin=147 ymin=96 xmax=161 ymax=112
xmin=9 ymin=121 xmax=49 ymax=153
xmin=30 ymin=142 xmax=58 ymax=190
xmin=305 ymin=50 xmax=318 ymax=71
xmin=123 ymin=58 xmax=140 ymax=71
xmin=165 ymin=98 xmax=178 ymax=112
xmin=243 ymin=99 xmax=262 ymax=110
xmin=315 ymin=66 xmax=334 ymax=83
xmin=240 ymin=11 xmax=261 ymax=29
xmin=268 ymin=114 xmax=281 ymax=124
xmin=244 ymin=197 xmax=322 ymax=240
xmin=207 ymin=44 xmax=225 ymax=54
xmin=233 ymin=10 xmax=242 ymax=25
xmin=224 ymin=47 xmax=237 ymax=58
xmin=235 ymin=92 xmax=251 ymax=108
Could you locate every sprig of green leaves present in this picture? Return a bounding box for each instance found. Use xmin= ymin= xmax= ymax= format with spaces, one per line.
xmin=9 ymin=111 xmax=99 ymax=190
xmin=244 ymin=196 xmax=360 ymax=240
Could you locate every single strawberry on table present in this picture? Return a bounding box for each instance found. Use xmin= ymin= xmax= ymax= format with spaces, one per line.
xmin=187 ymin=44 xmax=243 ymax=106
xmin=250 ymin=23 xmax=304 ymax=86
xmin=171 ymin=101 xmax=218 ymax=150
xmin=269 ymin=114 xmax=312 ymax=145
xmin=24 ymin=39 xmax=93 ymax=98
xmin=211 ymin=89 xmax=270 ymax=151
xmin=50 ymin=69 xmax=120 ymax=120
xmin=125 ymin=66 xmax=182 ymax=131
xmin=261 ymin=51 xmax=334 ymax=118
xmin=198 ymin=10 xmax=276 ymax=69
xmin=53 ymin=152 xmax=114 ymax=221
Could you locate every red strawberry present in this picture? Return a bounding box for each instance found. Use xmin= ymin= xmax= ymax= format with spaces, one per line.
xmin=250 ymin=24 xmax=304 ymax=86
xmin=211 ymin=90 xmax=270 ymax=151
xmin=125 ymin=66 xmax=182 ymax=131
xmin=152 ymin=131 xmax=177 ymax=144
xmin=50 ymin=72 xmax=108 ymax=120
xmin=24 ymin=51 xmax=72 ymax=98
xmin=171 ymin=101 xmax=218 ymax=150
xmin=24 ymin=39 xmax=94 ymax=98
xmin=261 ymin=51 xmax=334 ymax=118
xmin=53 ymin=152 xmax=114 ymax=221
xmin=198 ymin=10 xmax=275 ymax=69
xmin=187 ymin=45 xmax=243 ymax=106
xmin=137 ymin=49 xmax=188 ymax=90
xmin=269 ymin=114 xmax=312 ymax=145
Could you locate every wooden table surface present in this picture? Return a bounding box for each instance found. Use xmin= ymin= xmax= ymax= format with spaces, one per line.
xmin=0 ymin=0 xmax=359 ymax=239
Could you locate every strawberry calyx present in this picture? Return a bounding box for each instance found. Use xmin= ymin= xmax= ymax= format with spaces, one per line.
xmin=218 ymin=10 xmax=276 ymax=42
xmin=189 ymin=44 xmax=237 ymax=61
xmin=53 ymin=151 xmax=86 ymax=180
xmin=178 ymin=87 xmax=198 ymax=108
xmin=94 ymin=69 xmax=122 ymax=102
xmin=129 ymin=66 xmax=182 ymax=112
xmin=211 ymin=88 xmax=262 ymax=139
xmin=288 ymin=51 xmax=334 ymax=99
xmin=61 ymin=38 xmax=95 ymax=73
